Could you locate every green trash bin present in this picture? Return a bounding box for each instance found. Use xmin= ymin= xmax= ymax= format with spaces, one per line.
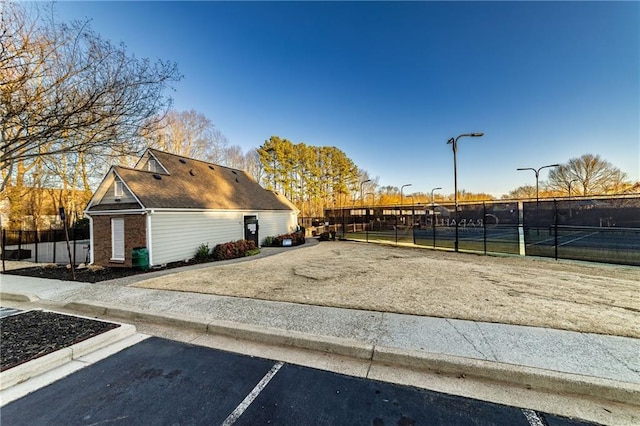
xmin=132 ymin=247 xmax=149 ymax=271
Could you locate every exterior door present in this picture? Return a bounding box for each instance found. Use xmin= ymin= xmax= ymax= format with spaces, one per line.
xmin=244 ymin=216 xmax=259 ymax=247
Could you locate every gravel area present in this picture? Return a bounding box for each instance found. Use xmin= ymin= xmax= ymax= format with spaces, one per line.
xmin=0 ymin=310 xmax=120 ymax=371
xmin=134 ymin=240 xmax=640 ymax=338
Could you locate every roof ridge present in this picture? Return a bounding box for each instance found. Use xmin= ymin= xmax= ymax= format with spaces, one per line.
xmin=114 ymin=165 xmax=161 ymax=175
xmin=147 ymin=148 xmax=245 ymax=172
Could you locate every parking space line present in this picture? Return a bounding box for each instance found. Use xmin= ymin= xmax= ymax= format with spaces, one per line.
xmin=521 ymin=408 xmax=548 ymax=426
xmin=222 ymin=361 xmax=284 ymax=426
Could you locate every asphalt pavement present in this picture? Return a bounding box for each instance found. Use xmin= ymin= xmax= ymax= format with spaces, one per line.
xmin=1 ymin=337 xmax=597 ymax=426
xmin=1 ymin=241 xmax=639 ymax=425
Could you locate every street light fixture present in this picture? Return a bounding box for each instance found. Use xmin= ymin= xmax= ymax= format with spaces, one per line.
xmin=568 ymin=179 xmax=579 ymax=196
xmin=516 ymin=163 xmax=560 ymax=205
xmin=568 ymin=178 xmax=579 ymax=219
xmin=447 ymin=133 xmax=484 ymax=252
xmin=360 ymin=179 xmax=371 ymax=207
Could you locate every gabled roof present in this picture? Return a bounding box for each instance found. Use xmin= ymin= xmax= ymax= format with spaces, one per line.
xmin=87 ymin=149 xmax=296 ymax=212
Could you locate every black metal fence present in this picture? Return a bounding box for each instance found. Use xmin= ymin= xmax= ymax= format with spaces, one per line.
xmin=322 ymin=195 xmax=640 ymax=266
xmin=1 ymin=227 xmax=91 ymax=266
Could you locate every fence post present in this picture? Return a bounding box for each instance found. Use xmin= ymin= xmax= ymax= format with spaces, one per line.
xmin=483 ymin=202 xmax=487 ymax=254
xmin=518 ymin=201 xmax=525 ymax=256
xmin=554 ymin=199 xmax=558 ymax=260
xmin=52 ymin=227 xmax=57 ymax=264
xmin=432 ymin=210 xmax=436 ymax=249
xmin=35 ymin=228 xmax=39 ymax=263
xmin=1 ymin=229 xmax=5 ymax=272
xmin=72 ymin=227 xmax=77 ymax=266
xmin=395 ymin=212 xmax=398 ymax=245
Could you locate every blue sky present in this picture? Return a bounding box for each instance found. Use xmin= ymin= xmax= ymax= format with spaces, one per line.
xmin=56 ymin=1 xmax=639 ymax=197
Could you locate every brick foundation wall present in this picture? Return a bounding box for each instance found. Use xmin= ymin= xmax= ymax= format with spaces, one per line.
xmin=91 ymin=214 xmax=147 ymax=267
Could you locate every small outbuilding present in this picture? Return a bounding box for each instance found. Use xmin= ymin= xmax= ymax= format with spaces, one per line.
xmin=84 ymin=149 xmax=298 ymax=268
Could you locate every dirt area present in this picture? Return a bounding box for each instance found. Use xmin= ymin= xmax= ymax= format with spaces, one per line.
xmin=133 ymin=240 xmax=640 ymax=339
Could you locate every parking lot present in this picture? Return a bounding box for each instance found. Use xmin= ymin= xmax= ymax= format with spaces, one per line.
xmin=1 ymin=337 xmax=594 ymax=425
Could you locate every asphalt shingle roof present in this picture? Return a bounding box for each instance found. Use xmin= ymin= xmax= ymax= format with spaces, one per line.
xmin=92 ymin=149 xmax=295 ymax=211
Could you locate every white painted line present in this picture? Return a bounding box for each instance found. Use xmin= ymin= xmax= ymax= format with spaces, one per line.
xmin=222 ymin=361 xmax=284 ymax=426
xmin=522 ymin=408 xmax=547 ymax=426
xmin=558 ymin=231 xmax=599 ymax=247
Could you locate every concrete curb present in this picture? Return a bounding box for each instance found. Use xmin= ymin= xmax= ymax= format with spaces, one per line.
xmin=373 ymin=346 xmax=640 ymax=408
xmin=65 ymin=301 xmax=374 ymax=360
xmin=64 ymin=300 xmax=640 ymax=408
xmin=1 ymin=292 xmax=39 ymax=302
xmin=0 ymin=312 xmax=136 ymax=391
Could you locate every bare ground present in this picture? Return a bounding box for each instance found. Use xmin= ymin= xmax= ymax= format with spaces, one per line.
xmin=132 ymin=241 xmax=640 ymax=339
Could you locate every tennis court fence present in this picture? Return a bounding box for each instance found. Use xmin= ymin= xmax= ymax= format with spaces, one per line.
xmin=320 ymin=194 xmax=640 ymax=266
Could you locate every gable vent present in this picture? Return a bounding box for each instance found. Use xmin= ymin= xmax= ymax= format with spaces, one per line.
xmin=179 ymin=159 xmax=186 ymax=164
xmin=153 ymin=174 xmax=162 ymax=180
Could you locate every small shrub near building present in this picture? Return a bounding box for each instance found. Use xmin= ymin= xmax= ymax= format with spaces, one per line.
xmin=212 ymin=239 xmax=258 ymax=261
xmin=195 ymin=243 xmax=210 ymax=260
xmin=262 ymin=230 xmax=305 ymax=247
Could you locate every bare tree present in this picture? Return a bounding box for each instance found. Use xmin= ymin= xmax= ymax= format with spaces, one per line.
xmin=546 ymin=154 xmax=631 ymax=196
xmin=243 ymin=149 xmax=263 ymax=183
xmin=223 ymin=144 xmax=245 ymax=169
xmin=505 ymin=185 xmax=537 ymax=200
xmin=141 ymin=109 xmax=228 ymax=161
xmin=1 ymin=2 xmax=181 ymax=192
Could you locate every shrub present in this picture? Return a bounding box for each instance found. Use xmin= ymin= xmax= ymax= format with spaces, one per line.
xmin=212 ymin=239 xmax=257 ymax=261
xmin=262 ymin=236 xmax=275 ymax=247
xmin=195 ymin=243 xmax=210 ymax=260
xmin=272 ymin=230 xmax=305 ymax=247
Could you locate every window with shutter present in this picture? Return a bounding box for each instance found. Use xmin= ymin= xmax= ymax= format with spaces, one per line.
xmin=111 ymin=218 xmax=125 ymax=261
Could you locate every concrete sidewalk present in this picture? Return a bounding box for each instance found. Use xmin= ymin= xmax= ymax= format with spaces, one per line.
xmin=2 ymin=270 xmax=639 ymax=421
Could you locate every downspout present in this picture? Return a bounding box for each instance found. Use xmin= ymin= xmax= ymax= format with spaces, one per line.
xmin=88 ymin=215 xmax=95 ymax=265
xmin=146 ymin=210 xmax=154 ymax=266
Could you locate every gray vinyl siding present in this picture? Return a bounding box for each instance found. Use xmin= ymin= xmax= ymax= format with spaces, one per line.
xmin=148 ymin=209 xmax=298 ymax=265
xmin=149 ymin=211 xmax=241 ymax=265
xmin=99 ymin=179 xmax=137 ymax=204
xmin=255 ymin=211 xmax=298 ymax=242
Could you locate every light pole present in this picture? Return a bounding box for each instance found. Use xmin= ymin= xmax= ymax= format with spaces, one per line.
xmin=431 ymin=186 xmax=442 ymax=248
xmin=407 ymin=195 xmax=416 ymax=244
xmin=359 ymin=179 xmax=371 ymax=233
xmin=568 ymin=178 xmax=579 ymax=219
xmin=447 ymin=133 xmax=484 ymax=252
xmin=360 ymin=179 xmax=371 ymax=207
xmin=400 ymin=184 xmax=412 ymax=225
xmin=568 ymin=178 xmax=579 ymax=196
xmin=517 ymin=163 xmax=560 ymax=234
xmin=516 ymin=164 xmax=560 ymax=206
xmin=365 ymin=192 xmax=375 ymax=241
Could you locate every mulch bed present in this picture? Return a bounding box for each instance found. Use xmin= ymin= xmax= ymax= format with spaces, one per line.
xmin=0 ymin=310 xmax=120 ymax=372
xmin=1 ymin=258 xmax=211 ymax=283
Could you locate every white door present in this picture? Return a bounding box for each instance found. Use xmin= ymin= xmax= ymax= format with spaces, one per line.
xmin=111 ymin=218 xmax=125 ymax=260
